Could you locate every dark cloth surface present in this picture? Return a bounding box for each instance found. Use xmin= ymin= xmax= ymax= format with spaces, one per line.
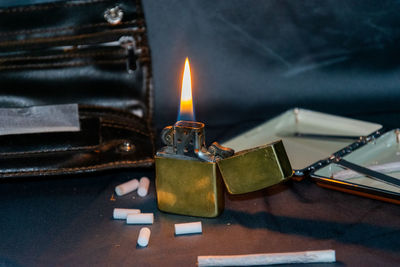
xmin=1 ymin=113 xmax=400 ymax=267
xmin=1 ymin=1 xmax=400 ymax=266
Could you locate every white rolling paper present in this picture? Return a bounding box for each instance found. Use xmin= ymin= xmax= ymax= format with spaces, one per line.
xmin=126 ymin=213 xmax=154 ymax=224
xmin=115 ymin=179 xmax=139 ymax=196
xmin=197 ymin=250 xmax=336 ymax=266
xmin=138 ymin=177 xmax=150 ymax=197
xmin=113 ymin=208 xmax=140 ymax=220
xmin=137 ymin=227 xmax=151 ymax=247
xmin=175 ymin=222 xmax=202 ymax=235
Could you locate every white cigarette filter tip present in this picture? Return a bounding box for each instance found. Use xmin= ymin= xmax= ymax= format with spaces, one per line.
xmin=137 ymin=227 xmax=151 ymax=247
xmin=126 ymin=213 xmax=154 ymax=224
xmin=138 ymin=177 xmax=150 ymax=197
xmin=197 ymin=249 xmax=336 ymax=267
xmin=115 ymin=178 xmax=139 ymax=196
xmin=113 ymin=208 xmax=140 ymax=220
xmin=175 ymin=222 xmax=202 ymax=235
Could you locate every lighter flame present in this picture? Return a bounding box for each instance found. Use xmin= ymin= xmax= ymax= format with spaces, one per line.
xmin=178 ymin=57 xmax=195 ymax=121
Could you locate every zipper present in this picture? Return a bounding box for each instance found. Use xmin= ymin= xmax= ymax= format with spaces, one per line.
xmin=0 ymin=35 xmax=140 ymax=73
xmin=75 ymin=35 xmax=138 ymax=72
xmin=117 ymin=36 xmax=138 ymax=73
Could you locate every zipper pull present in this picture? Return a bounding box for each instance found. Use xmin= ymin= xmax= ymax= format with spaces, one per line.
xmin=119 ymin=36 xmax=137 ymax=73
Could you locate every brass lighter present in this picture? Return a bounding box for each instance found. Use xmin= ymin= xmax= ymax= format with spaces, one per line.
xmin=155 ymin=120 xmax=293 ymax=217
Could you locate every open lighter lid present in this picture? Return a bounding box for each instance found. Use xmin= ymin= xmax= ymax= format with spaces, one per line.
xmin=217 ymin=140 xmax=293 ymax=195
xmin=222 ymin=108 xmax=382 ymax=176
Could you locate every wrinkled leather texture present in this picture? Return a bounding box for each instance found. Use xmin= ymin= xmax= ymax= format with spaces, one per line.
xmin=0 ymin=0 xmax=154 ymax=178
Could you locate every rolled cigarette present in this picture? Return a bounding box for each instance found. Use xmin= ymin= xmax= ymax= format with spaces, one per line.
xmin=197 ymin=249 xmax=335 ymax=266
xmin=333 ymin=161 xmax=400 ymax=180
xmin=113 ymin=208 xmax=140 ymax=220
xmin=137 ymin=227 xmax=151 ymax=247
xmin=115 ymin=178 xmax=139 ymax=196
xmin=138 ymin=177 xmax=150 ymax=197
xmin=175 ymin=222 xmax=202 ymax=235
xmin=126 ymin=213 xmax=154 ymax=224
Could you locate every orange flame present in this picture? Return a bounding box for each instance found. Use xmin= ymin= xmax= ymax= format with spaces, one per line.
xmin=178 ymin=57 xmax=195 ymax=121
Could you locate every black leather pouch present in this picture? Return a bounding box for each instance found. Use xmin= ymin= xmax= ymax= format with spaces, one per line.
xmin=0 ymin=0 xmax=154 ymax=178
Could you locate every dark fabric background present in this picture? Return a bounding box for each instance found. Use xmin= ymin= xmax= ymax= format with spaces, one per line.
xmin=0 ymin=127 xmax=400 ymax=267
xmin=1 ymin=1 xmax=400 ymax=266
xmin=1 ymin=125 xmax=400 ymax=267
xmin=142 ymin=0 xmax=400 ymax=128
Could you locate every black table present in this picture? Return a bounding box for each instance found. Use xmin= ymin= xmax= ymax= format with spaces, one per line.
xmin=1 ymin=113 xmax=400 ymax=266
